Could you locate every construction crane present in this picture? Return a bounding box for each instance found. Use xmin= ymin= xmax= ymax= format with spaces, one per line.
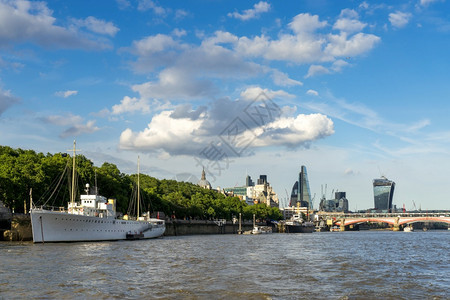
xmin=412 ymin=200 xmax=417 ymax=211
xmin=285 ymin=189 xmax=290 ymax=207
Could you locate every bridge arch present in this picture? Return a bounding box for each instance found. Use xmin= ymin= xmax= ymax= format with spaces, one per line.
xmin=398 ymin=217 xmax=450 ymax=225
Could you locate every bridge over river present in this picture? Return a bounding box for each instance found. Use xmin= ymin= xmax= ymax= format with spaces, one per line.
xmin=316 ymin=212 xmax=450 ymax=231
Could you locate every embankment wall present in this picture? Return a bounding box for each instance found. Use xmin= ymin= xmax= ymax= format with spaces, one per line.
xmin=164 ymin=219 xmax=257 ymax=236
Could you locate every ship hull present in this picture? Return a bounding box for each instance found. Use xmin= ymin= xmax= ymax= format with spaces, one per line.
xmin=285 ymin=224 xmax=315 ymax=233
xmin=30 ymin=209 xmax=165 ymax=243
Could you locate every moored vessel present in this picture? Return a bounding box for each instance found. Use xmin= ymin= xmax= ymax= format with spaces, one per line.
xmin=403 ymin=225 xmax=414 ymax=232
xmin=285 ymin=214 xmax=315 ymax=233
xmin=30 ymin=141 xmax=165 ymax=243
xmin=252 ymin=225 xmax=272 ymax=234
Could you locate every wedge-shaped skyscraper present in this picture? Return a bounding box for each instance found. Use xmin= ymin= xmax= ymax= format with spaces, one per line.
xmin=373 ymin=176 xmax=395 ymax=211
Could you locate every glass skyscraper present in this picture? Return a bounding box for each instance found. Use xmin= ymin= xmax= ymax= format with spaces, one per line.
xmin=290 ymin=165 xmax=312 ymax=208
xmin=373 ymin=177 xmax=395 ymax=211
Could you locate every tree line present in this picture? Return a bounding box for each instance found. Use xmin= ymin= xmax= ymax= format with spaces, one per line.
xmin=0 ymin=145 xmax=283 ymax=221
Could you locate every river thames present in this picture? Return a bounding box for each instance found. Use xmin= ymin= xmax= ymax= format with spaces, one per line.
xmin=1 ymin=230 xmax=449 ymax=299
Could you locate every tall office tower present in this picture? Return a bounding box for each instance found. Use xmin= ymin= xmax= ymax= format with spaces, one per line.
xmin=373 ymin=177 xmax=395 ymax=211
xmin=257 ymin=175 xmax=267 ymax=185
xmin=245 ymin=175 xmax=254 ymax=187
xmin=290 ymin=166 xmax=312 ymax=208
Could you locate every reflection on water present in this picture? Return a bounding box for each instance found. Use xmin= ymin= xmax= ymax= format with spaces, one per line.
xmin=1 ymin=231 xmax=449 ymax=299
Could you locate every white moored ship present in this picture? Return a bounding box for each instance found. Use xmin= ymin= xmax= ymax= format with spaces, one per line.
xmin=30 ymin=141 xmax=165 ymax=243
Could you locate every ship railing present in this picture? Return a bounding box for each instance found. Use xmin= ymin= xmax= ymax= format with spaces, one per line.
xmin=33 ymin=205 xmax=66 ymax=212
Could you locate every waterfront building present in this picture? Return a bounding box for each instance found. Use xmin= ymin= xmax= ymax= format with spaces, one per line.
xmin=223 ymin=175 xmax=279 ymax=207
xmin=197 ymin=168 xmax=212 ymax=190
xmin=290 ymin=166 xmax=312 ymax=208
xmin=280 ymin=206 xmax=310 ymax=220
xmin=251 ymin=175 xmax=279 ymax=207
xmin=319 ymin=191 xmax=349 ymax=212
xmin=373 ymin=176 xmax=395 ymax=211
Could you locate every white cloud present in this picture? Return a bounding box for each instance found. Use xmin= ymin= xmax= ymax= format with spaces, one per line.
xmin=305 ymin=65 xmax=330 ymax=78
xmin=331 ymin=59 xmax=349 ymax=72
xmin=359 ymin=2 xmax=369 ymax=10
xmin=175 ymin=9 xmax=188 ymax=20
xmin=116 ymin=0 xmax=131 ymax=10
xmin=42 ymin=113 xmax=83 ymax=126
xmin=334 ymin=9 xmax=367 ymax=35
xmin=240 ymin=87 xmax=295 ymax=101
xmin=55 ymin=90 xmax=78 ymax=98
xmin=127 ymin=32 xmax=263 ymax=99
xmin=253 ymin=113 xmax=334 ymax=148
xmin=333 ymin=18 xmax=367 ymax=33
xmin=234 ymin=13 xmax=379 ymax=64
xmin=119 ymin=110 xmax=205 ymax=154
xmin=419 ymin=0 xmax=441 ymax=6
xmin=0 ymin=0 xmax=111 ymax=49
xmin=289 ymin=13 xmax=328 ymax=34
xmin=344 ymin=168 xmax=359 ymax=175
xmin=132 ymin=68 xmax=216 ymax=100
xmin=0 ymin=89 xmax=20 ymax=116
xmin=60 ymin=120 xmax=100 ymax=138
xmin=271 ymin=70 xmax=303 ymax=87
xmin=41 ymin=113 xmax=99 ymax=138
xmin=172 ymin=28 xmax=187 ymax=37
xmin=111 ymin=96 xmax=151 ymax=115
xmin=131 ymin=34 xmax=179 ymax=56
xmin=339 ymin=9 xmax=359 ymax=19
xmin=137 ymin=0 xmax=167 ymax=15
xmin=325 ymin=32 xmax=381 ymax=57
xmin=389 ymin=11 xmax=412 ymax=28
xmin=119 ymin=87 xmax=334 ymax=156
xmin=72 ymin=16 xmax=119 ymax=37
xmin=123 ymin=12 xmax=380 ymax=105
xmin=127 ymin=34 xmax=185 ymax=72
xmin=228 ymin=1 xmax=271 ymax=21
xmin=306 ymin=89 xmax=319 ymax=96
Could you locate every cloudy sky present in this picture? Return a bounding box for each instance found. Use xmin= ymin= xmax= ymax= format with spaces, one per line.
xmin=1 ymin=0 xmax=449 ymax=210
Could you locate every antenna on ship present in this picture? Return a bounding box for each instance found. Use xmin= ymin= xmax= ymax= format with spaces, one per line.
xmin=95 ymin=170 xmax=98 ymax=195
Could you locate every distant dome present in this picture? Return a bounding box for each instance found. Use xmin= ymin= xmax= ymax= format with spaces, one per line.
xmin=197 ymin=168 xmax=212 ymax=190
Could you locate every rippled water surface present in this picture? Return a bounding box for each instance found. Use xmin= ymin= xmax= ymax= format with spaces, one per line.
xmin=1 ymin=231 xmax=449 ymax=299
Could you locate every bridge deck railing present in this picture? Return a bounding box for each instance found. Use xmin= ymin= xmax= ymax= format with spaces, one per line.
xmin=316 ymin=212 xmax=450 ymax=219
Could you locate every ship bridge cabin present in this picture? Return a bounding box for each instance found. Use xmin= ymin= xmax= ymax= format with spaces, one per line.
xmin=67 ymin=184 xmax=116 ymax=218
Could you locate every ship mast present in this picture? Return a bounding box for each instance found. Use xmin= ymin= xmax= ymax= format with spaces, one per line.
xmin=68 ymin=140 xmax=79 ymax=206
xmin=137 ymin=156 xmax=140 ymax=219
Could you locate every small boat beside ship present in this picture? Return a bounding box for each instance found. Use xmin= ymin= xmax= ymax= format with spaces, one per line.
xmin=30 ymin=141 xmax=165 ymax=243
xmin=251 ymin=225 xmax=273 ymax=234
xmin=403 ymin=225 xmax=414 ymax=232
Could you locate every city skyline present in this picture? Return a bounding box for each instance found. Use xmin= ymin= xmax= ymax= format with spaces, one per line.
xmin=1 ymin=0 xmax=450 ymax=210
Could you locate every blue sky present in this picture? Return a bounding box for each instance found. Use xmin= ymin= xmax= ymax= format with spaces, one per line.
xmin=1 ymin=0 xmax=450 ymax=210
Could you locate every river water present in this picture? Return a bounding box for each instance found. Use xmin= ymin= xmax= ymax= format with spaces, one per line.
xmin=1 ymin=230 xmax=449 ymax=299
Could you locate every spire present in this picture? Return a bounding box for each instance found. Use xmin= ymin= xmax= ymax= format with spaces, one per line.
xmin=198 ymin=167 xmax=211 ymax=190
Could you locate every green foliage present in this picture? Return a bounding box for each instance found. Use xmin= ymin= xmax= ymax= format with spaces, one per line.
xmin=0 ymin=145 xmax=283 ymax=220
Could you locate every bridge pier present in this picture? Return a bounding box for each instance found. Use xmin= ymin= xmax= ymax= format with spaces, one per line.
xmin=393 ymin=217 xmax=400 ymax=231
xmin=340 ymin=218 xmax=345 ymax=231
